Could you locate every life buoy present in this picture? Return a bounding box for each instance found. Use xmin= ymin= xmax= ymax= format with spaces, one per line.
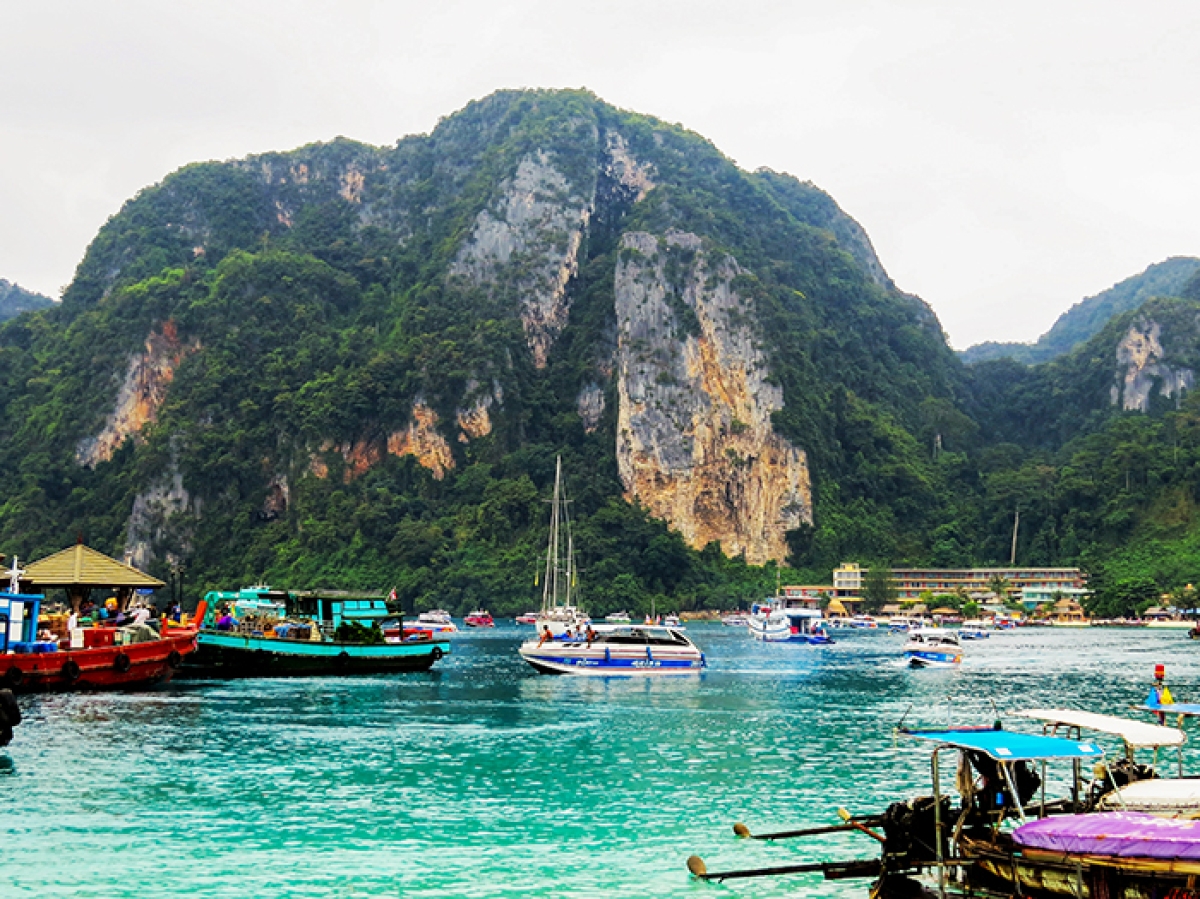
xmin=0 ymin=688 xmax=19 ymax=726
xmin=61 ymin=660 xmax=81 ymax=683
xmin=431 ymin=646 xmax=444 ymax=661
xmin=113 ymin=652 xmax=132 ymax=673
xmin=4 ymin=667 xmax=23 ymax=688
xmin=166 ymin=650 xmax=182 ymax=669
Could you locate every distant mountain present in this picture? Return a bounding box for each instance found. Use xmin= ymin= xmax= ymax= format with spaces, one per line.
xmin=961 ymin=256 xmax=1200 ymax=365
xmin=0 ymin=279 xmax=54 ymax=320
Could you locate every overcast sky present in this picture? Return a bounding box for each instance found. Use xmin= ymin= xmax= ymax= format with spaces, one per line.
xmin=3 ymin=1 xmax=1198 ymax=348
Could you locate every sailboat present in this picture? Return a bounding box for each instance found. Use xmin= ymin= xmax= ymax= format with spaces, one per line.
xmin=532 ymin=456 xmax=588 ymax=638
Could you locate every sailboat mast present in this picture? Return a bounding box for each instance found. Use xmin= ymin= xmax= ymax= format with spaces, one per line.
xmin=542 ymin=458 xmax=561 ymax=611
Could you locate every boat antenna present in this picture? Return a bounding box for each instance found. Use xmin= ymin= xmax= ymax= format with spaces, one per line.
xmin=893 ymin=703 xmax=914 ymax=748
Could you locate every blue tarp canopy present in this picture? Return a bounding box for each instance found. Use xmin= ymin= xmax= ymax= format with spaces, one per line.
xmin=900 ymin=728 xmax=1104 ymax=761
xmin=1141 ymin=703 xmax=1200 ymax=717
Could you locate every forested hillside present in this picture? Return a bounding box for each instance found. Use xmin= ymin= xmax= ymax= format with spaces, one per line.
xmin=0 ymin=279 xmax=54 ymax=321
xmin=1 ymin=88 xmax=1199 ymax=618
xmin=961 ymin=257 xmax=1200 ymax=365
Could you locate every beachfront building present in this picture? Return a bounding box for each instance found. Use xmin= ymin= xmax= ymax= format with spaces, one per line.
xmin=833 ymin=563 xmax=1086 ymax=604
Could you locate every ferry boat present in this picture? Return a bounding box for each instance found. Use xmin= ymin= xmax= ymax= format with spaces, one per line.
xmin=463 ymin=610 xmax=495 ymax=628
xmin=0 ymin=558 xmax=199 ymax=693
xmin=902 ymin=627 xmax=962 ymax=667
xmin=185 ymin=587 xmax=450 ymax=677
xmin=518 ymin=624 xmax=705 ymax=675
xmin=748 ymin=598 xmax=833 ymax=644
xmin=531 ymin=457 xmax=589 ymax=638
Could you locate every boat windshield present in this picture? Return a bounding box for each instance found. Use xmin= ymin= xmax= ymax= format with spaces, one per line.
xmin=593 ymin=627 xmax=692 ymax=647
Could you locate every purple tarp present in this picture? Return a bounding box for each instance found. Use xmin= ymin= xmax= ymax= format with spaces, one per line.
xmin=1015 ymin=812 xmax=1200 ymax=860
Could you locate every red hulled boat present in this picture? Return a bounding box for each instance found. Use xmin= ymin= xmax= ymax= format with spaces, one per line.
xmin=2 ymin=547 xmax=202 ymax=693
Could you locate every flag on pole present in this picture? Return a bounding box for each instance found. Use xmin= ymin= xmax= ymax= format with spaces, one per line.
xmin=388 ymin=587 xmax=397 ymax=603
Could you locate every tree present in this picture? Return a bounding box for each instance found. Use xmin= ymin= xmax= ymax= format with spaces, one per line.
xmin=860 ymin=564 xmax=897 ymax=612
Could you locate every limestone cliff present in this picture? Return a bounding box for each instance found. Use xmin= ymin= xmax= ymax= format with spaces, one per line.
xmin=1111 ymin=318 xmax=1196 ymax=412
xmin=451 ymin=150 xmax=594 ymax=368
xmin=124 ymin=465 xmax=198 ymax=570
xmin=76 ymin=321 xmax=197 ymax=468
xmin=614 ymin=230 xmax=813 ymax=565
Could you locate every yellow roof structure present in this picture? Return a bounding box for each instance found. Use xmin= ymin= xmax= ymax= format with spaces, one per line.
xmin=931 ymin=607 xmax=959 ymax=615
xmin=826 ymin=598 xmax=848 ymax=616
xmin=23 ymin=543 xmax=164 ymax=589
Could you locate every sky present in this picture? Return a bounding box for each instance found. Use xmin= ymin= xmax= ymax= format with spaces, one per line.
xmin=3 ymin=0 xmax=1199 ymax=349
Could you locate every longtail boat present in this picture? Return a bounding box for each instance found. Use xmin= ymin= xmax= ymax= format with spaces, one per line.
xmin=184 ymin=587 xmax=449 ymax=677
xmin=688 ymin=724 xmax=1200 ymax=897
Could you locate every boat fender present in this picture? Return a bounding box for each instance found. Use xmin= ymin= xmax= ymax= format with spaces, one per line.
xmin=113 ymin=652 xmax=131 ymax=673
xmin=60 ymin=660 xmax=81 ymax=683
xmin=166 ymin=650 xmax=182 ymax=669
xmin=0 ymin=689 xmax=19 ymax=726
xmin=4 ymin=667 xmax=23 ymax=688
xmin=431 ymin=646 xmax=443 ymax=661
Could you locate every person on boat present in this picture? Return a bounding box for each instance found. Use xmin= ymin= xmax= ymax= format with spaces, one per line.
xmin=585 ymin=624 xmax=596 ymax=645
xmin=168 ymin=602 xmax=182 ymax=624
xmin=131 ymin=606 xmax=151 ymax=626
xmin=67 ymin=610 xmax=78 ymax=632
xmin=538 ymin=625 xmax=552 ymax=647
xmin=215 ymin=608 xmax=237 ymax=631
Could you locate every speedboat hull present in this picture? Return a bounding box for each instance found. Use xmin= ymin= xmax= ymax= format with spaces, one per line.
xmin=519 ymin=625 xmax=705 ymax=676
xmin=905 ymin=648 xmax=961 ymax=667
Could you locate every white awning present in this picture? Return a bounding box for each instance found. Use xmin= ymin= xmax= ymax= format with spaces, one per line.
xmin=1100 ymin=778 xmax=1200 ymax=816
xmin=1016 ymin=708 xmax=1185 ymax=748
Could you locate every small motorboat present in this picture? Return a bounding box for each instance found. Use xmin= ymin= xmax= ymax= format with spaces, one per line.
xmin=464 ymin=610 xmax=495 ymax=628
xmin=515 ymin=612 xmax=539 ymax=625
xmin=721 ymin=613 xmax=750 ymax=627
xmin=518 ymin=624 xmax=705 ymax=675
xmin=415 ymin=610 xmax=458 ymax=633
xmin=663 ymin=614 xmax=682 ymax=628
xmin=903 ymin=627 xmax=962 ymax=667
xmin=748 ymin=598 xmax=833 ymax=644
xmin=605 ymin=611 xmax=632 ymax=624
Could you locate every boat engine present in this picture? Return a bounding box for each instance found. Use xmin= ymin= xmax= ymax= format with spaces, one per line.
xmin=880 ymin=795 xmax=951 ymax=870
xmin=0 ymin=688 xmax=21 ymax=747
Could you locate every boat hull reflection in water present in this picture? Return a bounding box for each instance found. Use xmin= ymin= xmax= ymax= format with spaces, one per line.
xmin=518 ymin=624 xmax=705 ymax=675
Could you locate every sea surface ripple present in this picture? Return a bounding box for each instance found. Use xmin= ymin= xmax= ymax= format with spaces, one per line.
xmin=3 ymin=624 xmax=1197 ymax=897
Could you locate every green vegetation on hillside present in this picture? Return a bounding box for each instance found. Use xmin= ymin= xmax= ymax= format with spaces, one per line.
xmin=2 ymin=88 xmax=1200 ymax=621
xmin=0 ymin=279 xmax=54 ymax=321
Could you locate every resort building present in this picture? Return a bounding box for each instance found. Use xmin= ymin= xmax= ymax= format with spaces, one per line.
xmin=833 ymin=563 xmax=1086 ymax=603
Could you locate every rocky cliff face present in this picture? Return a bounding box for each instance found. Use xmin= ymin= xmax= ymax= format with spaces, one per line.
xmin=76 ymin=321 xmax=197 ymax=467
xmin=1111 ymin=317 xmax=1195 ymax=412
xmin=614 ymin=230 xmax=813 ymax=565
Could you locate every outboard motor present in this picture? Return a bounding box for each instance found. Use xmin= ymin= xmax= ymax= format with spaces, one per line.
xmin=881 ymin=795 xmax=951 ymax=870
xmin=0 ymin=688 xmax=20 ymax=747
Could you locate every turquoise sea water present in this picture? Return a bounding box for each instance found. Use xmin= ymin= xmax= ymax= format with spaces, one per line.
xmin=3 ymin=625 xmax=1199 ymax=898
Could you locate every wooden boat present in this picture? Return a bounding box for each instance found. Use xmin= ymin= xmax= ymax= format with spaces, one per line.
xmin=1 ymin=583 xmax=199 ymax=694
xmin=184 ymin=587 xmax=449 ymax=677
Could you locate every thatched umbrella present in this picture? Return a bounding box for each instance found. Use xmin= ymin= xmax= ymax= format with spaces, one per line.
xmin=22 ymin=542 xmax=164 ymax=612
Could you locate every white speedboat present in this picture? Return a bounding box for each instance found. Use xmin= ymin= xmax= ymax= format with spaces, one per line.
xmin=518 ymin=624 xmax=705 ymax=675
xmin=605 ymin=611 xmax=632 ymax=624
xmin=748 ymin=599 xmax=833 ymax=644
xmin=415 ymin=610 xmax=458 ymax=633
xmin=721 ymin=613 xmax=751 ymax=627
xmin=903 ymin=627 xmax=962 ymax=667
xmin=663 ymin=614 xmax=681 ymax=628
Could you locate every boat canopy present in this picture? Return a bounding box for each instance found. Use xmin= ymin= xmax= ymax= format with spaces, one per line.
xmin=1016 ymin=708 xmax=1185 ymax=748
xmin=1014 ymin=811 xmax=1200 ymax=860
xmin=1141 ymin=702 xmax=1200 ymax=717
xmin=899 ymin=727 xmax=1104 ymax=761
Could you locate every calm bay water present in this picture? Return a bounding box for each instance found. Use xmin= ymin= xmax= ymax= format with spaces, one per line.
xmin=3 ymin=625 xmax=1199 ymax=898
